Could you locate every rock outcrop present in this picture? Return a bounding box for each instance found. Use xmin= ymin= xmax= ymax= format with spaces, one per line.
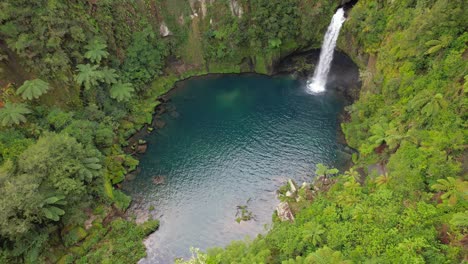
xmin=229 ymin=0 xmax=243 ymax=18
xmin=160 ymin=22 xmax=172 ymax=37
xmin=276 ymin=202 xmax=294 ymax=222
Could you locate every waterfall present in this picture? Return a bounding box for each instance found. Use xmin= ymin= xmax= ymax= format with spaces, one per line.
xmin=307 ymin=8 xmax=346 ymax=93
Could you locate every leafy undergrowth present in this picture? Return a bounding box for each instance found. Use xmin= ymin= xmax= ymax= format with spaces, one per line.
xmin=54 ymin=206 xmax=159 ymax=264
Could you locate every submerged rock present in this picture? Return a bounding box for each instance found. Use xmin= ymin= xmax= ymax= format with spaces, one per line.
xmin=125 ymin=173 xmax=137 ymax=181
xmin=136 ymin=144 xmax=148 ymax=154
xmin=170 ymin=111 xmax=180 ymax=118
xmin=152 ymin=176 xmax=166 ymax=185
xmin=154 ymin=119 xmax=166 ymax=129
xmin=276 ymin=202 xmax=294 ymax=222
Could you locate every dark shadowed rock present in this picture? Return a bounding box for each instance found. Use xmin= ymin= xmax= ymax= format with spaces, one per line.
xmin=170 ymin=111 xmax=180 ymax=118
xmin=154 ymin=119 xmax=166 ymax=129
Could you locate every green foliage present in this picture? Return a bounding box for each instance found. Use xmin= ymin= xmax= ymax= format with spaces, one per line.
xmin=113 ymin=190 xmax=131 ymax=211
xmin=0 ymin=133 xmax=102 ymax=240
xmin=0 ymin=102 xmax=32 ymax=126
xmin=46 ymin=108 xmax=74 ymax=130
xmin=41 ymin=195 xmax=67 ymax=221
xmin=110 ymin=82 xmax=135 ymax=102
xmin=431 ymin=177 xmax=467 ymax=206
xmin=122 ymin=27 xmax=168 ymax=87
xmin=248 ymin=0 xmax=300 ymax=51
xmin=75 ymin=64 xmax=104 ymax=90
xmin=315 ymin=163 xmax=339 ymax=177
xmin=75 ymin=218 xmax=159 ymax=264
xmin=84 ymin=38 xmax=109 ymax=64
xmin=0 ymin=130 xmax=33 ymax=162
xmin=16 ymin=79 xmax=50 ymax=100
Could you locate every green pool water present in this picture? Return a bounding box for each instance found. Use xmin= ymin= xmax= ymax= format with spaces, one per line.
xmin=124 ymin=74 xmax=350 ymax=263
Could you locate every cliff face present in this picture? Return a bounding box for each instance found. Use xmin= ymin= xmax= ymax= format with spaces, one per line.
xmin=152 ymin=0 xmax=341 ymax=74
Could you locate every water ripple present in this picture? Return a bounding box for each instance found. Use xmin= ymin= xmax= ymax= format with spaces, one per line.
xmin=125 ymin=75 xmax=347 ymax=263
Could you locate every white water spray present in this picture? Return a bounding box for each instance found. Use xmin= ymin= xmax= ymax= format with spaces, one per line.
xmin=307 ymin=8 xmax=346 ymax=93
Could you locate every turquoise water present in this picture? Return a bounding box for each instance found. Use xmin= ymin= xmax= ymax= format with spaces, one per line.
xmin=124 ymin=74 xmax=349 ymax=263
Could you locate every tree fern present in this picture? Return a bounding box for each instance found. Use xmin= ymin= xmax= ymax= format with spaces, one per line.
xmin=16 ymin=79 xmax=50 ymax=100
xmin=101 ymin=67 xmax=118 ymax=84
xmin=41 ymin=195 xmax=66 ymax=221
xmin=424 ymin=35 xmax=452 ymax=55
xmin=0 ymin=102 xmax=32 ymax=126
xmin=450 ymin=211 xmax=468 ymax=228
xmin=84 ymin=38 xmax=109 ymax=64
xmin=110 ymin=82 xmax=134 ymax=102
xmin=75 ymin=64 xmax=103 ymax=90
xmin=431 ymin=177 xmax=468 ymax=206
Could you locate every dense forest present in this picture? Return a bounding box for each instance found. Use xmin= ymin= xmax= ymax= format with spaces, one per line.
xmin=0 ymin=0 xmax=466 ymax=263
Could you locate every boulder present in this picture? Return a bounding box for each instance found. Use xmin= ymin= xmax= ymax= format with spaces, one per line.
xmin=152 ymin=175 xmax=166 ymax=185
xmin=288 ymin=179 xmax=298 ymax=193
xmin=301 ymin=182 xmax=311 ymax=190
xmin=125 ymin=168 xmax=140 ymax=182
xmin=170 ymin=111 xmax=180 ymax=118
xmin=136 ymin=144 xmax=147 ymax=154
xmin=154 ymin=119 xmax=166 ymax=129
xmin=276 ymin=202 xmax=294 ymax=222
xmin=159 ymin=21 xmax=171 ymax=37
xmin=229 ymin=0 xmax=243 ymax=18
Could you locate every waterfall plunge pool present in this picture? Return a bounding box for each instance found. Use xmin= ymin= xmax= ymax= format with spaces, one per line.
xmin=123 ymin=51 xmax=359 ymax=263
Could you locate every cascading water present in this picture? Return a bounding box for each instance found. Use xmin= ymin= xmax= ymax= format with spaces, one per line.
xmin=307 ymin=8 xmax=346 ymax=93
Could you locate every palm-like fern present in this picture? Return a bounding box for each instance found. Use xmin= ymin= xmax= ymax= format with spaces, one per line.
xmin=79 ymin=157 xmax=102 ymax=182
xmin=450 ymin=211 xmax=468 ymax=228
xmin=84 ymin=38 xmax=109 ymax=64
xmin=375 ymin=173 xmax=390 ymax=187
xmin=75 ymin=64 xmax=103 ymax=90
xmin=431 ymin=177 xmax=467 ymax=206
xmin=303 ymin=222 xmax=325 ymax=246
xmin=16 ymin=79 xmax=50 ymax=100
xmin=305 ymin=247 xmax=351 ymax=264
xmin=41 ymin=195 xmax=66 ymax=221
xmin=110 ymin=82 xmax=135 ymax=102
xmin=101 ymin=67 xmax=118 ymax=84
xmin=0 ymin=102 xmax=32 ymax=126
xmin=409 ymin=91 xmax=447 ymax=126
xmin=315 ymin=163 xmax=339 ymax=178
xmin=425 ymin=35 xmax=452 ymax=55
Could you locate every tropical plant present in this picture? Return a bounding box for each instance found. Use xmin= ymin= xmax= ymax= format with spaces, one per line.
xmin=84 ymin=38 xmax=109 ymax=64
xmin=41 ymin=195 xmax=66 ymax=221
xmin=302 ymin=222 xmax=325 ymax=246
xmin=0 ymin=102 xmax=32 ymax=126
xmin=100 ymin=67 xmax=118 ymax=85
xmin=79 ymin=157 xmax=102 ymax=182
xmin=375 ymin=173 xmax=391 ymax=187
xmin=424 ymin=35 xmax=452 ymax=55
xmin=75 ymin=64 xmax=103 ymax=90
xmin=16 ymin=79 xmax=50 ymax=100
xmin=450 ymin=211 xmax=468 ymax=228
xmin=315 ymin=163 xmax=339 ymax=178
xmin=110 ymin=82 xmax=134 ymax=102
xmin=431 ymin=177 xmax=468 ymax=206
xmin=305 ymin=247 xmax=351 ymax=264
